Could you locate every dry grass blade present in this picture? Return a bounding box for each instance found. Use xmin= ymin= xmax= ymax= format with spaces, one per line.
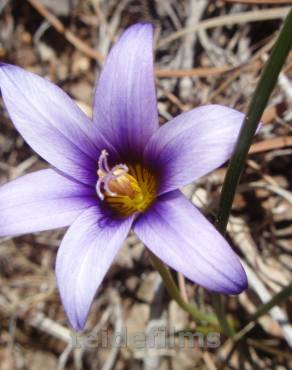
xmin=249 ymin=136 xmax=292 ymax=154
xmin=157 ymin=7 xmax=290 ymax=47
xmin=223 ymin=0 xmax=292 ymax=4
xmin=26 ymin=0 xmax=104 ymax=64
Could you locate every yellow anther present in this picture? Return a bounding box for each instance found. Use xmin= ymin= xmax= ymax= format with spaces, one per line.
xmin=107 ymin=169 xmax=141 ymax=199
xmin=96 ymin=150 xmax=157 ymax=217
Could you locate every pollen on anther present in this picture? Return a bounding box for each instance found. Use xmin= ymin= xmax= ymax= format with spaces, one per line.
xmin=95 ymin=150 xmax=157 ymax=217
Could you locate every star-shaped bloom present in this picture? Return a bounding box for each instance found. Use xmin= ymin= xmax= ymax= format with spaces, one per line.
xmin=0 ymin=23 xmax=248 ymax=330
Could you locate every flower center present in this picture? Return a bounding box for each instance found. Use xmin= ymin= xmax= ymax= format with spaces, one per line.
xmin=96 ymin=150 xmax=157 ymax=217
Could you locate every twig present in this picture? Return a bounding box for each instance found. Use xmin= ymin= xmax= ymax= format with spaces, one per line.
xmin=247 ymin=339 xmax=292 ymax=360
xmin=249 ymin=136 xmax=292 ymax=154
xmin=278 ymin=72 xmax=292 ymax=100
xmin=203 ymin=351 xmax=218 ymax=370
xmin=29 ymin=313 xmax=72 ymax=343
xmin=208 ymin=37 xmax=278 ymax=101
xmin=248 ymin=182 xmax=292 ymax=204
xmin=26 ymin=0 xmax=104 ymax=64
xmin=58 ymin=343 xmax=74 ymax=370
xmin=250 ymin=282 xmax=292 ymax=323
xmin=179 ymin=0 xmax=207 ymax=99
xmin=223 ymin=0 xmax=292 ymax=4
xmin=101 ymin=293 xmax=123 ymax=370
xmin=157 ymin=7 xmax=290 ymax=48
xmin=24 ymin=0 xmax=292 ymax=82
xmin=156 ymin=60 xmax=260 ymax=78
xmin=228 ymin=219 xmax=292 ymax=345
xmin=144 ymin=276 xmax=165 ymax=370
xmin=149 ymin=251 xmax=219 ymax=326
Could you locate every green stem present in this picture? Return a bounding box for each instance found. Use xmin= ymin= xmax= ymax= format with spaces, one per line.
xmin=233 ymin=282 xmax=292 ymax=343
xmin=250 ymin=282 xmax=292 ymax=322
xmin=149 ymin=252 xmax=219 ymax=327
xmin=213 ymin=9 xmax=292 ymax=337
xmin=212 ymin=294 xmax=235 ymax=337
xmin=217 ymin=9 xmax=292 ymax=234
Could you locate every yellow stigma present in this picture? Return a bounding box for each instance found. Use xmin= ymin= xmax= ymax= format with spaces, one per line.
xmin=96 ymin=151 xmax=157 ymax=217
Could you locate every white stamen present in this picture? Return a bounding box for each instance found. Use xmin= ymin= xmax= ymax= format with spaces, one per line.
xmin=96 ymin=150 xmax=129 ymax=200
xmin=112 ymin=163 xmax=129 ymax=174
xmin=96 ymin=178 xmax=104 ymax=200
xmin=103 ymin=172 xmax=118 ymax=195
xmin=98 ymin=149 xmax=111 ymax=173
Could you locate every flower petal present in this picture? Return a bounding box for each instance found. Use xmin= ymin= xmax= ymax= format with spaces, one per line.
xmin=0 ymin=170 xmax=96 ymax=237
xmin=144 ymin=105 xmax=246 ymax=194
xmin=56 ymin=206 xmax=134 ymax=330
xmin=93 ymin=23 xmax=159 ymax=158
xmin=134 ymin=191 xmax=247 ymax=294
xmin=0 ymin=64 xmax=116 ymax=186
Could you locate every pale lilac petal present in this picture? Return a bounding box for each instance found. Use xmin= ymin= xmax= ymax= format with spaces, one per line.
xmin=56 ymin=206 xmax=134 ymax=330
xmin=134 ymin=191 xmax=247 ymax=294
xmin=144 ymin=105 xmax=246 ymax=194
xmin=0 ymin=64 xmax=117 ymax=186
xmin=93 ymin=23 xmax=159 ymax=158
xmin=0 ymin=170 xmax=96 ymax=237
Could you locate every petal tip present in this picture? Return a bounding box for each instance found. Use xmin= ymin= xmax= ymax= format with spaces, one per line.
xmin=126 ymin=22 xmax=154 ymax=32
xmin=120 ymin=22 xmax=154 ymax=44
xmin=224 ymin=264 xmax=248 ymax=295
xmin=236 ymin=267 xmax=248 ymax=294
xmin=69 ymin=315 xmax=86 ymax=332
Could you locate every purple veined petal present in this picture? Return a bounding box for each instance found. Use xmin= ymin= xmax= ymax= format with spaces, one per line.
xmin=0 ymin=64 xmax=118 ymax=186
xmin=56 ymin=206 xmax=134 ymax=330
xmin=93 ymin=23 xmax=159 ymax=159
xmin=134 ymin=191 xmax=247 ymax=294
xmin=144 ymin=105 xmax=248 ymax=194
xmin=0 ymin=169 xmax=96 ymax=237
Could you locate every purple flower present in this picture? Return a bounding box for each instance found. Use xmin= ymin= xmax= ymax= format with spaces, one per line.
xmin=0 ymin=23 xmax=247 ymax=330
